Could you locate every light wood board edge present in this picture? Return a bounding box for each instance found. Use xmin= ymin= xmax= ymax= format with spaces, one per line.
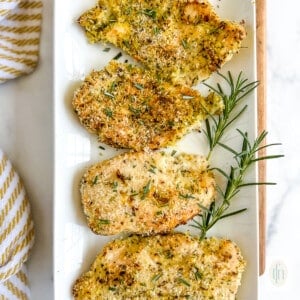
xmin=256 ymin=0 xmax=266 ymax=276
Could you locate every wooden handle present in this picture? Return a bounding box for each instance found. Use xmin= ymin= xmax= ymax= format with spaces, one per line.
xmin=256 ymin=0 xmax=266 ymax=276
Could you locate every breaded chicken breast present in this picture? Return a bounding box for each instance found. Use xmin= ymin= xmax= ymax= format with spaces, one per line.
xmin=80 ymin=151 xmax=215 ymax=235
xmin=78 ymin=0 xmax=246 ymax=86
xmin=73 ymin=233 xmax=246 ymax=299
xmin=72 ymin=61 xmax=223 ymax=151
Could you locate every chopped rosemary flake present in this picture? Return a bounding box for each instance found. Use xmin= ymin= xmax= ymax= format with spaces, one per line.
xmin=179 ymin=193 xmax=195 ymax=199
xmin=113 ymin=52 xmax=122 ymax=60
xmin=92 ymin=175 xmax=98 ymax=185
xmin=103 ymin=47 xmax=111 ymax=52
xmin=141 ymin=181 xmax=151 ymax=200
xmin=151 ymin=273 xmax=162 ymax=282
xmin=123 ymin=40 xmax=130 ymax=48
xmin=103 ymin=107 xmax=113 ymax=118
xmin=164 ymin=250 xmax=173 ymax=259
xmin=178 ymin=278 xmax=191 ymax=287
xmin=99 ymin=219 xmax=110 ymax=225
xmin=182 ymin=95 xmax=194 ymax=100
xmin=110 ymin=81 xmax=117 ymax=92
xmin=156 ymin=211 xmax=163 ymax=216
xmin=194 ymin=269 xmax=203 ymax=280
xmin=98 ymin=145 xmax=105 ymax=150
xmin=171 ymin=150 xmax=177 ymax=156
xmin=134 ymin=83 xmax=144 ymax=90
xmin=108 ymin=287 xmax=117 ymax=291
xmin=142 ymin=9 xmax=156 ymax=19
xmin=104 ymin=91 xmax=114 ymax=99
xmin=125 ymin=7 xmax=131 ymax=15
xmin=181 ymin=39 xmax=188 ymax=49
xmin=129 ymin=106 xmax=141 ymax=116
xmin=148 ymin=164 xmax=157 ymax=174
xmin=112 ymin=181 xmax=118 ymax=192
xmin=168 ymin=120 xmax=175 ymax=127
xmin=153 ymin=27 xmax=160 ymax=35
xmin=148 ymin=168 xmax=156 ymax=174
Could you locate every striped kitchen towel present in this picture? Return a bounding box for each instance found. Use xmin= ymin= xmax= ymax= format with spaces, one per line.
xmin=0 ymin=0 xmax=43 ymax=84
xmin=0 ymin=149 xmax=34 ymax=300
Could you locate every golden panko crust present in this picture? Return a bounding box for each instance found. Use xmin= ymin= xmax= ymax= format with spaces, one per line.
xmin=73 ymin=233 xmax=246 ymax=299
xmin=78 ymin=0 xmax=246 ymax=86
xmin=80 ymin=151 xmax=215 ymax=235
xmin=72 ymin=61 xmax=223 ymax=151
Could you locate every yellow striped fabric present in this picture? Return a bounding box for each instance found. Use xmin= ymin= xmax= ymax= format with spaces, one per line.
xmin=0 ymin=149 xmax=34 ymax=300
xmin=0 ymin=0 xmax=42 ymax=84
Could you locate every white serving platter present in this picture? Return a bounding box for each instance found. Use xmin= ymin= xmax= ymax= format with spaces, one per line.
xmin=54 ymin=1 xmax=258 ymax=299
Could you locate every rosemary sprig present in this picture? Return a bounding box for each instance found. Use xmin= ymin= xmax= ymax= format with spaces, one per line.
xmin=192 ymin=130 xmax=284 ymax=240
xmin=203 ymin=71 xmax=259 ymax=160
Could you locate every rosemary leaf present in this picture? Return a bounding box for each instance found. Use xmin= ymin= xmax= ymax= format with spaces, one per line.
xmin=103 ymin=107 xmax=113 ymax=118
xmin=134 ymin=83 xmax=144 ymax=90
xmin=254 ymin=143 xmax=282 ymax=153
xmin=92 ymin=175 xmax=98 ymax=185
xmin=151 ymin=273 xmax=162 ymax=282
xmin=99 ymin=219 xmax=110 ymax=225
xmin=178 ymin=278 xmax=191 ymax=287
xmin=141 ymin=181 xmax=151 ymax=200
xmin=238 ymin=182 xmax=277 ymax=187
xmin=210 ymin=167 xmax=231 ymax=181
xmin=153 ymin=27 xmax=160 ymax=35
xmin=181 ymin=39 xmax=188 ymax=49
xmin=194 ymin=270 xmax=203 ymax=280
xmin=219 ymin=208 xmax=247 ymax=220
xmin=251 ymin=155 xmax=284 ymax=162
xmin=179 ymin=193 xmax=195 ymax=199
xmin=217 ymin=142 xmax=239 ymax=156
xmin=142 ymin=9 xmax=157 ymax=19
xmin=113 ymin=52 xmax=122 ymax=60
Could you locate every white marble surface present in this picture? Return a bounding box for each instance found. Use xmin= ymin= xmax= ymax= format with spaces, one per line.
xmin=0 ymin=0 xmax=299 ymax=299
xmin=258 ymin=0 xmax=300 ymax=298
